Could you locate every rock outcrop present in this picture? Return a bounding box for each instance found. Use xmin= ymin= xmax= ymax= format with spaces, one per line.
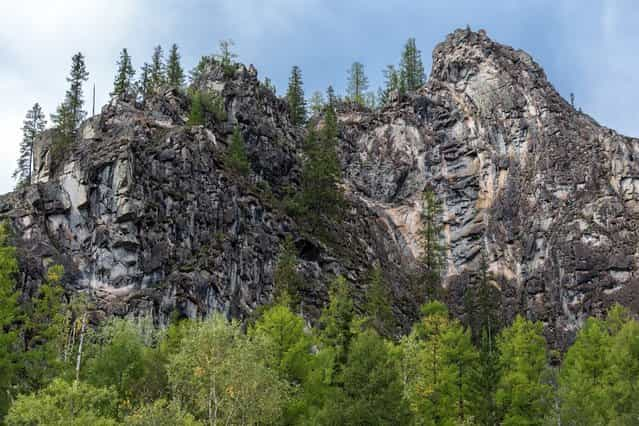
xmin=2 ymin=28 xmax=638 ymax=348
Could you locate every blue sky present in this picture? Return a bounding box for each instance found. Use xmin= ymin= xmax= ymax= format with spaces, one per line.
xmin=1 ymin=0 xmax=638 ymax=193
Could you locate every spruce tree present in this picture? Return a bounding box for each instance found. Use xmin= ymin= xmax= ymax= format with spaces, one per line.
xmin=111 ymin=48 xmax=135 ymax=97
xmin=380 ymin=65 xmax=401 ymax=105
xmin=326 ymin=85 xmax=337 ymax=107
xmin=400 ymin=37 xmax=425 ymax=92
xmin=13 ymin=103 xmax=46 ymax=186
xmin=166 ymin=43 xmax=185 ymax=88
xmin=225 ymin=126 xmax=250 ymax=175
xmin=63 ymin=52 xmax=89 ymax=132
xmin=137 ymin=63 xmax=153 ymax=103
xmin=286 ymin=66 xmax=306 ymax=125
xmin=150 ymin=45 xmax=166 ymax=93
xmin=346 ymin=62 xmax=369 ymax=106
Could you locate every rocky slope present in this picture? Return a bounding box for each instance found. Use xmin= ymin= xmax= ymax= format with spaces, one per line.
xmin=2 ymin=28 xmax=638 ymax=347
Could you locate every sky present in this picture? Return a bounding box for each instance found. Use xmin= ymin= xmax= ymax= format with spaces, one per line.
xmin=1 ymin=0 xmax=638 ymax=194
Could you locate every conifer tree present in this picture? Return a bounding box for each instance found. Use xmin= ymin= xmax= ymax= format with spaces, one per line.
xmin=150 ymin=45 xmax=166 ymax=93
xmin=326 ymin=85 xmax=337 ymax=107
xmin=216 ymin=39 xmax=238 ymax=77
xmin=13 ymin=103 xmax=46 ymax=186
xmin=319 ymin=276 xmax=355 ymax=370
xmin=111 ymin=48 xmax=135 ymax=97
xmin=308 ymin=91 xmax=325 ymax=116
xmin=416 ymin=189 xmax=445 ymax=301
xmin=496 ymin=316 xmax=552 ymax=425
xmin=66 ymin=52 xmax=89 ymax=129
xmin=263 ymin=77 xmax=276 ymax=95
xmin=0 ymin=224 xmax=20 ymax=418
xmin=380 ymin=64 xmax=401 ymax=105
xmin=166 ymin=44 xmax=185 ymax=88
xmin=137 ymin=63 xmax=153 ymax=103
xmin=400 ymin=37 xmax=425 ymax=92
xmin=364 ymin=264 xmax=393 ymax=334
xmin=286 ymin=66 xmax=306 ymax=125
xmin=225 ymin=126 xmax=250 ymax=175
xmin=273 ymin=235 xmax=305 ymax=310
xmin=346 ymin=62 xmax=369 ymax=106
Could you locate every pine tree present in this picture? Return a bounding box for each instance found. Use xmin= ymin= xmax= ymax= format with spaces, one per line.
xmin=187 ymin=91 xmax=204 ymax=126
xmin=225 ymin=126 xmax=250 ymax=175
xmin=346 ymin=62 xmax=369 ymax=106
xmin=286 ymin=66 xmax=306 ymax=125
xmin=400 ymin=38 xmax=425 ymax=92
xmin=111 ymin=48 xmax=135 ymax=97
xmin=150 ymin=45 xmax=166 ymax=93
xmin=272 ymin=236 xmax=305 ymax=310
xmin=137 ymin=63 xmax=153 ymax=103
xmin=166 ymin=43 xmax=185 ymax=88
xmin=13 ymin=103 xmax=46 ymax=186
xmin=416 ymin=189 xmax=445 ymax=302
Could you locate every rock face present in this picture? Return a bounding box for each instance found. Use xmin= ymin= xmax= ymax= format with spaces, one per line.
xmin=2 ymin=29 xmax=638 ymax=347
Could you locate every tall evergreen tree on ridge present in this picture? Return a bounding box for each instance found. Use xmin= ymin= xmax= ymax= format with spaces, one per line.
xmin=417 ymin=188 xmax=445 ymax=302
xmin=111 ymin=48 xmax=135 ymax=98
xmin=380 ymin=64 xmax=401 ymax=105
xmin=51 ymin=52 xmax=88 ymax=144
xmin=166 ymin=43 xmax=185 ymax=88
xmin=137 ymin=63 xmax=153 ymax=104
xmin=346 ymin=61 xmax=369 ymax=106
xmin=150 ymin=45 xmax=166 ymax=93
xmin=286 ymin=65 xmax=306 ymax=125
xmin=13 ymin=103 xmax=46 ymax=186
xmin=400 ymin=37 xmax=425 ymax=92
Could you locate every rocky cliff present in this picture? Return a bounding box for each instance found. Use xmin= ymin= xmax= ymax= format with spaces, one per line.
xmin=2 ymin=28 xmax=638 ymax=348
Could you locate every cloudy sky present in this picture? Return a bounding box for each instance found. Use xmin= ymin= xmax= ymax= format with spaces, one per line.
xmin=1 ymin=0 xmax=638 ymax=194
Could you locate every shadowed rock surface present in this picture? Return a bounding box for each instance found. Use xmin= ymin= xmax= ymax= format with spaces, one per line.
xmin=2 ymin=28 xmax=638 ymax=348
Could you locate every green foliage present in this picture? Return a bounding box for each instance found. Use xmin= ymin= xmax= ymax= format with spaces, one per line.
xmin=166 ymin=43 xmax=185 ymax=88
xmin=136 ymin=62 xmax=153 ymax=104
xmin=167 ymin=314 xmax=288 ymax=424
xmin=308 ymin=90 xmax=325 ymax=116
xmin=496 ymin=316 xmax=552 ymax=425
xmin=13 ymin=103 xmax=46 ymax=187
xmin=225 ymin=126 xmax=250 ymax=175
xmin=364 ymin=264 xmax=394 ymax=334
xmin=346 ymin=61 xmax=369 ymax=106
xmin=380 ymin=64 xmax=402 ymax=105
xmin=337 ymin=330 xmax=411 ymax=425
xmin=273 ymin=235 xmax=305 ymax=310
xmin=293 ymin=107 xmax=345 ymax=234
xmin=286 ymin=65 xmax=306 ymax=125
xmin=319 ymin=276 xmax=355 ymax=371
xmin=187 ymin=89 xmax=226 ymax=126
xmin=0 ymin=224 xmax=20 ymax=418
xmin=216 ymin=39 xmax=238 ymax=78
xmin=150 ymin=45 xmax=166 ymax=93
xmin=111 ymin=48 xmax=135 ymax=97
xmin=415 ymin=189 xmax=445 ymax=303
xmin=125 ymin=399 xmax=201 ymax=426
xmin=400 ymin=37 xmax=425 ymax=92
xmin=6 ymin=379 xmax=118 ymax=426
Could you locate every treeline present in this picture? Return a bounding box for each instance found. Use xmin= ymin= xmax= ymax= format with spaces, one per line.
xmin=1 ymin=216 xmax=639 ymax=425
xmin=14 ymin=37 xmax=425 ymax=187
